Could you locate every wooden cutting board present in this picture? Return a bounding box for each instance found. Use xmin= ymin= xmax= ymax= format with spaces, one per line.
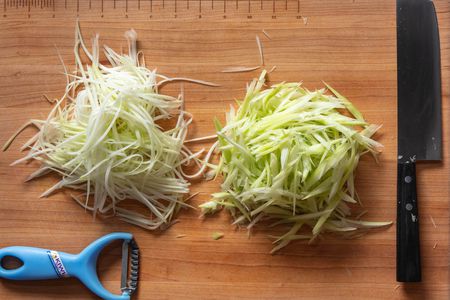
xmin=0 ymin=1 xmax=449 ymax=299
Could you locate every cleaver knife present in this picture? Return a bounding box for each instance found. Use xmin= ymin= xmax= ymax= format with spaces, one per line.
xmin=396 ymin=0 xmax=442 ymax=282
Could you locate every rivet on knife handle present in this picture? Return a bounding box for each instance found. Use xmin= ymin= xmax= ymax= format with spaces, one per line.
xmin=396 ymin=160 xmax=421 ymax=282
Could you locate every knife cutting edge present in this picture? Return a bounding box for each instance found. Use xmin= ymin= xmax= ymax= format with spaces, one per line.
xmin=396 ymin=0 xmax=442 ymax=282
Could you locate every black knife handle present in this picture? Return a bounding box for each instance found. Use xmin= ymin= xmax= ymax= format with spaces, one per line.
xmin=396 ymin=161 xmax=421 ymax=282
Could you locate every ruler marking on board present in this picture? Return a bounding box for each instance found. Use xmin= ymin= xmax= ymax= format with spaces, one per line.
xmin=1 ymin=0 xmax=315 ymax=20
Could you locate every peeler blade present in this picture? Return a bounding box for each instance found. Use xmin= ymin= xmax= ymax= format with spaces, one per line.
xmin=121 ymin=239 xmax=139 ymax=295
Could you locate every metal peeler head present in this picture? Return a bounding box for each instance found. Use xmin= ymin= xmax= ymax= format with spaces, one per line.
xmin=120 ymin=238 xmax=139 ymax=296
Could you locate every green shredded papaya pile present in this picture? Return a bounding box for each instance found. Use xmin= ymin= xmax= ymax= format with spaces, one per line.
xmin=201 ymin=71 xmax=392 ymax=252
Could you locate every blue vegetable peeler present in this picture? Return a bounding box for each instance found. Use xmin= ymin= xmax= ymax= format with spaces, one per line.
xmin=0 ymin=232 xmax=139 ymax=300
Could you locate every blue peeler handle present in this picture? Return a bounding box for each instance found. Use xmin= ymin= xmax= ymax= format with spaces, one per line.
xmin=0 ymin=232 xmax=135 ymax=300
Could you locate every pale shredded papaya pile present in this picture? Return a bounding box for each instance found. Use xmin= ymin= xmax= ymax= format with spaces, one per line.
xmin=4 ymin=25 xmax=217 ymax=230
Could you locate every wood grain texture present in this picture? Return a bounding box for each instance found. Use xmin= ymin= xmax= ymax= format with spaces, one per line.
xmin=0 ymin=0 xmax=449 ymax=299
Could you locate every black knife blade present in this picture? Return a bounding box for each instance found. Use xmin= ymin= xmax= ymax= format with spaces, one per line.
xmin=396 ymin=0 xmax=442 ymax=282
